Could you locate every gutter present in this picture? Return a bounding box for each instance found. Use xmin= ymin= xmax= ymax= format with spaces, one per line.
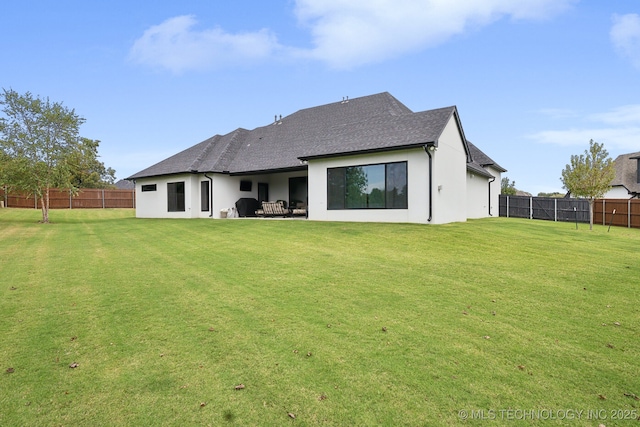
xmin=488 ymin=176 xmax=496 ymax=216
xmin=204 ymin=173 xmax=214 ymax=217
xmin=424 ymin=143 xmax=437 ymax=222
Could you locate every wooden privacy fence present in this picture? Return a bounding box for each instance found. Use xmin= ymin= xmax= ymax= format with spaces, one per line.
xmin=593 ymin=198 xmax=640 ymax=229
xmin=500 ymin=195 xmax=640 ymax=229
xmin=0 ymin=188 xmax=135 ymax=209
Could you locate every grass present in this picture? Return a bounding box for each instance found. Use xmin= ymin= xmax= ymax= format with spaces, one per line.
xmin=0 ymin=208 xmax=638 ymax=426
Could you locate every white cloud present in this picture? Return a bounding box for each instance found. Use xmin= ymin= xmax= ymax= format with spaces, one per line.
xmin=130 ymin=0 xmax=576 ymax=72
xmin=293 ymin=0 xmax=578 ymax=68
xmin=528 ymin=104 xmax=640 ymax=151
xmin=588 ymin=104 xmax=640 ymax=125
xmin=611 ymin=13 xmax=640 ymax=69
xmin=129 ymin=15 xmax=281 ymax=73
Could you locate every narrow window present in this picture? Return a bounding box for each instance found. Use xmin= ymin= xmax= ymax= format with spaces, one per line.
xmin=141 ymin=184 xmax=157 ymax=192
xmin=201 ymin=181 xmax=210 ymax=212
xmin=167 ymin=182 xmax=185 ymax=212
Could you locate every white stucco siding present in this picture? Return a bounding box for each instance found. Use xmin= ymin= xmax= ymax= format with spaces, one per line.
xmin=212 ymin=174 xmax=257 ymax=217
xmin=602 ymin=186 xmax=631 ymax=199
xmin=466 ymin=172 xmax=489 ymax=219
xmin=431 ymin=116 xmax=468 ymax=224
xmin=135 ymin=174 xmax=199 ymax=218
xmin=308 ymin=148 xmax=430 ymax=223
xmin=486 ymin=166 xmax=501 ymax=218
xmin=466 ymin=166 xmax=501 ymax=219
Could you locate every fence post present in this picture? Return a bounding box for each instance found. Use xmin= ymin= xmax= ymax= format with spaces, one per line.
xmin=102 ymin=189 xmax=105 ymax=209
xmin=70 ymin=190 xmax=72 ymax=209
xmin=554 ymin=198 xmax=557 ymax=221
xmin=602 ymin=199 xmax=606 ymax=225
xmin=629 ymin=199 xmax=632 ymax=228
xmin=506 ymin=196 xmax=509 ymax=218
xmin=529 ymin=197 xmax=533 ymax=220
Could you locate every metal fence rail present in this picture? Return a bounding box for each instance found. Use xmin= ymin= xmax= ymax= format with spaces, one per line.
xmin=500 ymin=195 xmax=640 ymax=229
xmin=0 ymin=188 xmax=136 ymax=209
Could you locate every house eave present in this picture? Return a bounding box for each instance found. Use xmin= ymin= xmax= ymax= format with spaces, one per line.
xmin=298 ymin=142 xmax=432 ymax=162
xmin=229 ymin=165 xmax=308 ymax=176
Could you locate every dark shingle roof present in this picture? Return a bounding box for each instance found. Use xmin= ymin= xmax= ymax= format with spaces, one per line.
xmin=466 ymin=140 xmax=507 ymax=178
xmin=127 ymin=92 xmax=500 ymax=180
xmin=611 ymin=151 xmax=640 ymax=194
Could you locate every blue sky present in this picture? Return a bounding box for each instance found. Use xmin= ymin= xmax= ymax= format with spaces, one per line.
xmin=2 ymin=0 xmax=639 ymax=194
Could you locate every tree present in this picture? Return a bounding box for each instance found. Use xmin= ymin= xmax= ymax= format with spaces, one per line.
xmin=1 ymin=89 xmax=85 ymax=222
xmin=67 ymin=137 xmax=116 ymax=188
xmin=537 ymin=191 xmax=565 ymax=198
xmin=501 ymin=177 xmax=517 ymax=195
xmin=561 ymin=139 xmax=616 ymax=230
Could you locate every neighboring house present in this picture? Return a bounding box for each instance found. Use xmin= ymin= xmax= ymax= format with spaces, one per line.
xmin=114 ymin=179 xmax=135 ymax=190
xmin=128 ymin=92 xmax=505 ymax=224
xmin=602 ymin=151 xmax=640 ymax=199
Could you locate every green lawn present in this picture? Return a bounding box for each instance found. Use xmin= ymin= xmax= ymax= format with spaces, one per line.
xmin=1 ymin=208 xmax=638 ymax=426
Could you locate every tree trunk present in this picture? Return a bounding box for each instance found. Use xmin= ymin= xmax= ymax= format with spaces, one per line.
xmin=40 ymin=188 xmax=50 ymax=223
xmin=588 ymin=199 xmax=594 ymax=231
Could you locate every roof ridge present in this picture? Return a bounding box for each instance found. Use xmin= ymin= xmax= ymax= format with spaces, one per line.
xmin=189 ymin=135 xmax=221 ymax=171
xmin=215 ymin=128 xmax=249 ymax=171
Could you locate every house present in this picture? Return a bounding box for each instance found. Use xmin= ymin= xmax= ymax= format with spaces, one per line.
xmin=127 ymin=92 xmax=505 ymax=224
xmin=602 ymin=151 xmax=640 ymax=199
xmin=114 ymin=179 xmax=135 ymax=190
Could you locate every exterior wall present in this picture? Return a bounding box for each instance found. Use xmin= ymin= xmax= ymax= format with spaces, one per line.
xmin=466 ymin=166 xmax=502 ymax=219
xmin=466 ymin=172 xmax=490 ymax=219
xmin=136 ymin=171 xmax=309 ymax=219
xmin=487 ymin=167 xmax=502 ymax=217
xmin=135 ymin=174 xmax=200 ymax=218
xmin=602 ymin=185 xmax=631 ymax=199
xmin=431 ymin=117 xmax=468 ymax=224
xmin=308 ymin=148 xmax=430 ymax=223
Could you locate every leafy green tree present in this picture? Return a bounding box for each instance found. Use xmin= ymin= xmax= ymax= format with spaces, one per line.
xmin=561 ymin=139 xmax=615 ymax=230
xmin=501 ymin=177 xmax=517 ymax=195
xmin=1 ymin=89 xmax=84 ymax=222
xmin=68 ymin=137 xmax=116 ymax=188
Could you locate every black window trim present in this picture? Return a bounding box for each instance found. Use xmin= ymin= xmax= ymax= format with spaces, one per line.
xmin=167 ymin=181 xmax=186 ymax=212
xmin=327 ymin=160 xmax=408 ymax=210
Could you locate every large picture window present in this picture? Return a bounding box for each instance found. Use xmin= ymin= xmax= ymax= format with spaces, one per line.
xmin=167 ymin=182 xmax=185 ymax=212
xmin=327 ymin=161 xmax=407 ymax=209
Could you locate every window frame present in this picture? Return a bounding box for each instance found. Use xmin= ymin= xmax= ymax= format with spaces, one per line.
xmin=200 ymin=180 xmax=210 ymax=212
xmin=167 ymin=181 xmax=185 ymax=212
xmin=141 ymin=184 xmax=157 ymax=192
xmin=327 ymin=161 xmax=408 ymax=210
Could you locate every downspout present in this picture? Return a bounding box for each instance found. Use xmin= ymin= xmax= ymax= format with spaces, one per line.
xmin=424 ymin=145 xmax=435 ymax=222
xmin=204 ymin=173 xmax=214 ymax=217
xmin=488 ymin=176 xmax=495 ymax=216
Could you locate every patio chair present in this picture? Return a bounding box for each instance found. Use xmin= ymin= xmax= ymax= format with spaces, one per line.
xmin=258 ymin=201 xmax=290 ymax=217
